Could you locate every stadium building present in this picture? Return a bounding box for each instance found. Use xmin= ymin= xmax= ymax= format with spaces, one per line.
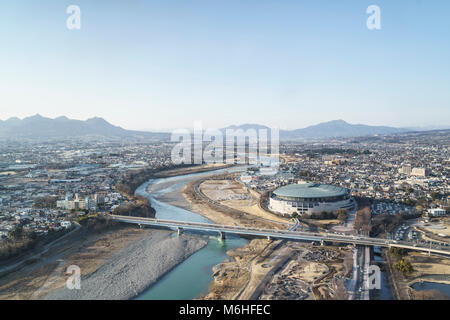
xmin=269 ymin=182 xmax=355 ymax=216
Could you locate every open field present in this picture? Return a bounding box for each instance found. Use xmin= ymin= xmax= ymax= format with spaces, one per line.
xmin=182 ymin=178 xmax=286 ymax=229
xmin=385 ymin=248 xmax=450 ymax=300
xmin=199 ymin=178 xmax=289 ymax=224
xmin=406 ymin=252 xmax=450 ymax=285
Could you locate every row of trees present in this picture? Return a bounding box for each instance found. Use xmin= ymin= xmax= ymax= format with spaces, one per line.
xmin=389 ymin=247 xmax=408 ymax=259
xmin=393 ymin=259 xmax=414 ymax=275
xmin=115 ymin=167 xmax=156 ymax=196
xmin=0 ymin=225 xmax=65 ymax=262
xmin=112 ymin=195 xmax=156 ymax=218
xmin=33 ymin=196 xmax=57 ymax=209
xmin=371 ymin=210 xmax=421 ymax=237
xmin=115 ymin=163 xmax=193 ymax=196
xmin=76 ymin=214 xmax=121 ymax=234
xmin=305 ymin=209 xmax=348 ymax=221
xmin=389 ymin=247 xmax=413 ymax=282
xmin=353 ymin=205 xmax=372 ymax=235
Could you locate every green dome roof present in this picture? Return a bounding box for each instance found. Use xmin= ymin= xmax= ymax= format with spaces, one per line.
xmin=272 ymin=183 xmax=348 ymax=200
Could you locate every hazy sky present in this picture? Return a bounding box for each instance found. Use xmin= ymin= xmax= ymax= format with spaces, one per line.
xmin=1 ymin=0 xmax=449 ymax=131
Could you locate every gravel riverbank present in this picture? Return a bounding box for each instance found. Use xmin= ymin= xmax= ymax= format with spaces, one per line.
xmin=44 ymin=230 xmax=207 ymax=300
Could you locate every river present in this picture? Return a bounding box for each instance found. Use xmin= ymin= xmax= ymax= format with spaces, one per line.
xmin=411 ymin=281 xmax=450 ymax=297
xmin=134 ymin=166 xmax=248 ymax=300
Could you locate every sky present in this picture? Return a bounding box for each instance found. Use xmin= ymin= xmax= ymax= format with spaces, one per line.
xmin=0 ymin=0 xmax=449 ymax=131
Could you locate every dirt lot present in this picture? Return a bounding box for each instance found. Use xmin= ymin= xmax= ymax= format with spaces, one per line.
xmin=406 ymin=252 xmax=450 ymax=285
xmin=204 ymin=240 xmax=352 ymax=300
xmin=183 ymin=178 xmax=286 ymax=229
xmin=199 ymin=179 xmax=289 ymax=224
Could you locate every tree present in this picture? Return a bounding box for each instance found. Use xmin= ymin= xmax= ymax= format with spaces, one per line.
xmin=33 ymin=196 xmax=57 ymax=209
xmin=320 ymin=211 xmax=328 ymax=219
xmin=337 ymin=209 xmax=348 ymax=222
xmin=10 ymin=226 xmax=23 ymax=240
xmin=430 ymin=191 xmax=439 ymax=201
xmin=354 ymin=205 xmax=372 ymax=234
xmin=394 ymin=259 xmax=414 ymax=275
xmin=389 ymin=247 xmax=407 ymax=259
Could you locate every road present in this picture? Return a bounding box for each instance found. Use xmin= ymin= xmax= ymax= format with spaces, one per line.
xmin=353 ymin=246 xmax=371 ymax=300
xmin=110 ymin=215 xmax=450 ymax=256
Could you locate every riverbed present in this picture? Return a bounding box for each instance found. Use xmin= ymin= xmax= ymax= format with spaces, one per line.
xmin=134 ymin=166 xmax=249 ymax=299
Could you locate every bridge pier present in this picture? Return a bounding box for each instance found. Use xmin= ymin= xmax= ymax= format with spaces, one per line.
xmin=110 ymin=216 xmax=450 ymax=257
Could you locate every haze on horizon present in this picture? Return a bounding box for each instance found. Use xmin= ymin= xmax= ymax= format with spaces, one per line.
xmin=1 ymin=0 xmax=449 ymax=131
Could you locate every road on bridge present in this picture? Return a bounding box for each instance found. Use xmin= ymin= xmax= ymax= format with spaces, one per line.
xmin=110 ymin=215 xmax=450 ymax=257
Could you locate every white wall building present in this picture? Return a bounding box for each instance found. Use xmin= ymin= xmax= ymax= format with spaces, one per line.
xmin=269 ymin=182 xmax=355 ymax=216
xmin=428 ymin=208 xmax=447 ymax=216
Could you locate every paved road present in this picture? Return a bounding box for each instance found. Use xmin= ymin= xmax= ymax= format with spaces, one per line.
xmin=110 ymin=215 xmax=450 ymax=256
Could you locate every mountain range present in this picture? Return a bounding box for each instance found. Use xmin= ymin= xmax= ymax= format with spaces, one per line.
xmin=0 ymin=115 xmax=445 ymax=141
xmin=223 ymin=120 xmax=409 ymax=139
xmin=0 ymin=114 xmax=168 ymax=140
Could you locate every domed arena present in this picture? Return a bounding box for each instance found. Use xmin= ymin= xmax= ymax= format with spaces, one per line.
xmin=269 ymin=182 xmax=355 ymax=216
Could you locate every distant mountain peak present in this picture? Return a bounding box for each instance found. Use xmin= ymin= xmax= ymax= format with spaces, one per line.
xmin=5 ymin=117 xmax=21 ymax=122
xmin=0 ymin=115 xmax=167 ymax=140
xmin=328 ymin=119 xmax=347 ymax=123
xmin=219 ymin=120 xmax=407 ymax=140
xmin=29 ymin=113 xmax=44 ymax=119
xmin=21 ymin=114 xmax=51 ymax=122
xmin=283 ymin=119 xmax=407 ymax=139
xmin=329 ymin=119 xmax=348 ymax=124
xmin=86 ymin=117 xmax=109 ymax=123
xmin=0 ymin=116 xmax=432 ymax=141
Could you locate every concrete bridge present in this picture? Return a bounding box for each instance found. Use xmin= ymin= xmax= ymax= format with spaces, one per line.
xmin=110 ymin=215 xmax=450 ymax=256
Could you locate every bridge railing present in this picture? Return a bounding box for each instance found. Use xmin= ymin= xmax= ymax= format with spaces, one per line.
xmin=110 ymin=215 xmax=450 ymax=255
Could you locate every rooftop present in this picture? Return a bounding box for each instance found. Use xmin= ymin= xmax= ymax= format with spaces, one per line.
xmin=272 ymin=183 xmax=348 ymax=199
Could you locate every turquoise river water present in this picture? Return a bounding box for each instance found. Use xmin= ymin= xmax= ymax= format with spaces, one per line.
xmin=134 ymin=167 xmax=248 ymax=300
